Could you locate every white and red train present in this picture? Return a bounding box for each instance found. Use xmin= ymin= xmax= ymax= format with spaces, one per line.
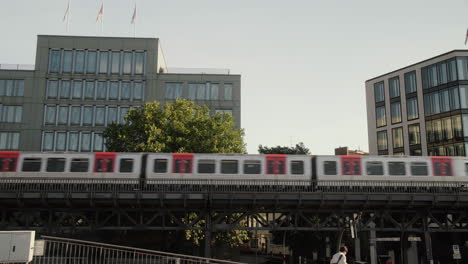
xmin=0 ymin=151 xmax=467 ymax=186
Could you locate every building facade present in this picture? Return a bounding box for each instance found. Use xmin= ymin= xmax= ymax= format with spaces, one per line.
xmin=366 ymin=50 xmax=468 ymax=156
xmin=0 ymin=35 xmax=241 ymax=152
xmin=334 ymin=146 xmax=368 ymax=156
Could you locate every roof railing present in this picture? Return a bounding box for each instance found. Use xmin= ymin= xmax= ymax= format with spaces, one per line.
xmin=0 ymin=64 xmax=35 ymax=70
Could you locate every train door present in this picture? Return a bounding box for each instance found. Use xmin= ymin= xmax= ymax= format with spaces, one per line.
xmin=0 ymin=151 xmax=19 ymax=172
xmin=341 ymin=156 xmax=362 ymax=176
xmin=94 ymin=153 xmax=116 ymax=173
xmin=431 ymin=157 xmax=453 ymax=176
xmin=266 ymin=155 xmax=286 ymax=174
xmin=172 ymin=153 xmax=193 ymax=173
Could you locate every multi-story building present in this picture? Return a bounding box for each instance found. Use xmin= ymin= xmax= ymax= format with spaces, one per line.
xmin=0 ymin=35 xmax=241 ymax=152
xmin=334 ymin=146 xmax=368 ymax=156
xmin=366 ymin=50 xmax=468 ymax=156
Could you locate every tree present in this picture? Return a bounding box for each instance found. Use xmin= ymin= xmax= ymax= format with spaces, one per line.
xmin=103 ymin=99 xmax=245 ymax=153
xmin=258 ymin=142 xmax=310 ymax=154
xmin=103 ymin=99 xmax=247 ymax=249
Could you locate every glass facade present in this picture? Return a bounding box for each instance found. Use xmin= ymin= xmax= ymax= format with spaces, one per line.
xmin=392 ymin=127 xmax=404 ymax=149
xmin=377 ymin=130 xmax=388 ymax=151
xmin=404 ymin=71 xmax=417 ymax=94
xmin=389 ymin=77 xmax=400 ymax=98
xmin=407 ymin=97 xmax=418 ymax=120
xmin=0 ymin=132 xmax=20 ymax=150
xmin=376 ymin=106 xmax=386 ymax=127
xmin=0 ymin=80 xmax=25 ymax=97
xmin=0 ymin=105 xmax=22 ymax=123
xmin=408 ymin=124 xmax=420 ymax=145
xmin=391 ymin=102 xmax=402 ymax=124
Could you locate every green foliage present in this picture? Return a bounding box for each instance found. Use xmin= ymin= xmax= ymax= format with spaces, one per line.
xmin=103 ymin=99 xmax=246 ymax=153
xmin=258 ymin=142 xmax=310 ymax=154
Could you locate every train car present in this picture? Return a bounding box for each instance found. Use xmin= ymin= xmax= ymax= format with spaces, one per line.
xmin=314 ymin=155 xmax=468 ymax=189
xmin=145 ymin=153 xmax=311 ymax=185
xmin=0 ymin=151 xmax=143 ymax=183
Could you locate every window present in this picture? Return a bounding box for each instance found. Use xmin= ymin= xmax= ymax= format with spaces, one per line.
xmin=449 ymin=86 xmax=460 ymax=110
xmin=407 ymin=97 xmax=419 ymax=120
xmin=70 ymin=106 xmax=81 ymax=125
xmin=60 ymin=80 xmax=70 ymax=99
xmin=119 ymin=107 xmax=129 ymax=124
xmin=323 ymin=161 xmax=337 ymax=175
xmin=389 ymin=77 xmax=400 ymax=98
xmin=198 ymin=160 xmax=215 ymax=173
xmin=71 ymin=159 xmax=89 ymax=172
xmin=68 ymin=133 xmax=79 ymax=151
xmin=111 ymin=51 xmax=120 ymax=74
xmin=433 ymin=119 xmax=442 ymax=142
xmin=62 ymin=50 xmax=73 ymax=73
xmin=83 ymin=106 xmax=93 ymax=125
xmin=388 ymin=162 xmax=405 ymax=175
xmin=0 ymin=80 xmax=24 ymax=97
xmin=134 ymin=52 xmax=145 ymax=74
xmin=75 ymin=50 xmax=85 ymax=73
xmin=119 ymin=159 xmax=134 ymax=173
xmin=224 ymin=84 xmax=233 ymax=100
xmin=438 ymin=61 xmax=448 ymax=84
xmin=374 ymin=82 xmax=385 ymax=103
xmin=134 ymin=82 xmax=143 ymax=100
xmin=121 ymin=82 xmax=131 ymax=100
xmin=94 ymin=133 xmax=103 ymax=151
xmin=291 ymin=161 xmax=304 ymax=174
xmin=188 ymin=83 xmax=202 ymax=99
xmin=109 ymin=82 xmax=119 ymax=100
xmin=45 ymin=105 xmax=57 ymax=125
xmin=439 ymin=89 xmax=450 ymax=113
xmin=408 ymin=124 xmax=420 ymax=145
xmin=442 ymin=117 xmax=453 ymax=140
xmin=81 ymin=133 xmax=91 ymax=151
xmin=0 ymin=105 xmax=22 ymax=123
xmin=404 ymin=71 xmax=417 ymax=94
xmin=448 ymin=58 xmax=457 ymax=82
xmin=434 ymin=161 xmax=452 ymax=176
xmin=107 ymin=107 xmax=117 ymax=124
xmin=377 ymin=131 xmax=388 ymax=151
xmin=165 ymin=83 xmax=183 ymax=99
xmin=95 ymin=107 xmax=105 ymax=126
xmin=410 ymin=149 xmax=422 ymax=156
xmin=49 ymin=49 xmax=61 ymax=73
xmin=58 ymin=106 xmax=68 ymax=125
xmin=72 ymin=81 xmax=82 ymax=99
xmin=123 ymin=52 xmax=132 ymax=74
xmin=221 ymin=160 xmax=238 ymax=174
xmin=86 ymin=51 xmax=97 ymax=73
xmin=376 ymin=106 xmax=386 ymax=127
xmin=208 ymin=83 xmax=219 ymax=100
xmin=47 ymin=80 xmax=58 ymax=98
xmin=0 ymin=132 xmax=18 ymax=150
xmin=154 ymin=159 xmax=167 ymax=173
xmin=244 ymin=160 xmax=261 ymax=174
xmin=42 ymin=132 xmax=54 ymax=151
xmin=391 ymin=102 xmax=401 ymax=124
xmin=458 ymin=57 xmax=468 ymax=80
xmin=99 ymin=51 xmax=108 ymax=74
xmin=453 ymin=115 xmax=463 ymax=138
xmin=392 ymin=127 xmax=404 ymax=148
xmin=174 ymin=160 xmax=191 ymax=173
xmin=410 ymin=162 xmax=427 ymax=175
xmin=366 ymin=161 xmax=383 ymax=175
xmin=47 ymin=158 xmax=66 ymax=172
xmin=96 ymin=82 xmax=107 ymax=99
xmin=56 ymin=132 xmax=66 ymax=151
xmin=22 ymin=158 xmax=42 ymax=172
xmin=85 ymin=81 xmax=95 ymax=99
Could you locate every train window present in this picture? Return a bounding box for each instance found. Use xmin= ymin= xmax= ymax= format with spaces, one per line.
xmin=46 ymin=158 xmax=66 ymax=172
xmin=175 ymin=160 xmax=191 ymax=173
xmin=221 ymin=160 xmax=238 ymax=174
xmin=291 ymin=161 xmax=304 ymax=175
xmin=388 ymin=162 xmax=405 ymax=175
xmin=154 ymin=159 xmax=168 ymax=173
xmin=198 ymin=160 xmax=215 ymax=174
xmin=366 ymin=161 xmax=383 ymax=175
xmin=324 ymin=161 xmax=337 ymax=175
xmin=0 ymin=158 xmax=17 ymax=172
xmin=411 ymin=162 xmax=428 ymax=176
xmin=267 ymin=160 xmax=285 ymax=174
xmin=434 ymin=162 xmax=451 ymax=176
xmin=119 ymin=159 xmax=134 ymax=173
xmin=465 ymin=163 xmax=468 ymax=176
xmin=70 ymin=158 xmax=89 ymax=172
xmin=244 ymin=160 xmax=261 ymax=174
xmin=96 ymin=159 xmax=114 ymax=172
xmin=22 ymin=158 xmax=42 ymax=172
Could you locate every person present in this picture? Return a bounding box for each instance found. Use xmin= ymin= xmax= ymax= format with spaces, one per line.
xmin=330 ymin=246 xmax=348 ymax=264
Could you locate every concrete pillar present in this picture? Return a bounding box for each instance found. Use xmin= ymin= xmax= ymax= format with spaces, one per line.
xmin=423 ymin=217 xmax=433 ymax=264
xmin=369 ymin=222 xmax=377 ymax=264
xmin=204 ymin=213 xmax=212 ymax=258
xmin=354 ymin=236 xmax=361 ymax=261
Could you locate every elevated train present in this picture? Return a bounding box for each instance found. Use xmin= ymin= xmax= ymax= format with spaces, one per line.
xmin=0 ymin=151 xmax=467 ymax=188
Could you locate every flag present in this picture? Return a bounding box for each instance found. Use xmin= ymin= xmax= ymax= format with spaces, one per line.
xmin=131 ymin=3 xmax=137 ymax=24
xmin=96 ymin=3 xmax=104 ymax=22
xmin=63 ymin=0 xmax=70 ymax=22
xmin=465 ymin=28 xmax=468 ymax=45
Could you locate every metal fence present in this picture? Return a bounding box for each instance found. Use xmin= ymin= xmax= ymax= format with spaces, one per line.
xmin=0 ymin=177 xmax=466 ymax=194
xmin=32 ymin=236 xmax=244 ymax=264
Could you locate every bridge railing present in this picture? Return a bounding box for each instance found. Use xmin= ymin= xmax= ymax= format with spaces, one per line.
xmin=0 ymin=178 xmax=465 ymax=193
xmin=32 ymin=236 xmax=244 ymax=264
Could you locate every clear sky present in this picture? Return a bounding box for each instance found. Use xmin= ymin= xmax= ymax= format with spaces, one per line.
xmin=1 ymin=0 xmax=468 ymax=154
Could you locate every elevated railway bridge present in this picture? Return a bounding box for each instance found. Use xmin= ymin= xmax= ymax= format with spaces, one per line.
xmin=0 ymin=178 xmax=467 ymax=264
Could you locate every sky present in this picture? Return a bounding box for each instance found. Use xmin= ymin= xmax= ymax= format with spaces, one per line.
xmin=1 ymin=0 xmax=468 ymax=154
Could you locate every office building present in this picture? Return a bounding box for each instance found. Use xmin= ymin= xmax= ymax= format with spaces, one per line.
xmin=366 ymin=50 xmax=468 ymax=156
xmin=0 ymin=35 xmax=241 ymax=151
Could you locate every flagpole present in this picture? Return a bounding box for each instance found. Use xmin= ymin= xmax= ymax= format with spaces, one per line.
xmin=67 ymin=0 xmax=71 ymax=33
